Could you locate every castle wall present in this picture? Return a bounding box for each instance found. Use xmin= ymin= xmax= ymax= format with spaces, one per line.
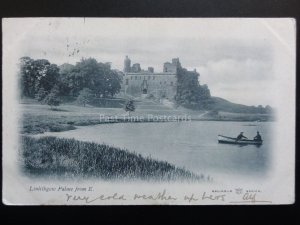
xmin=163 ymin=62 xmax=177 ymax=73
xmin=123 ymin=73 xmax=177 ymax=99
xmin=121 ymin=56 xmax=185 ymax=100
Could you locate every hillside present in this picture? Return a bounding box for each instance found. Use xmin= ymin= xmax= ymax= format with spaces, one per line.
xmin=204 ymin=97 xmax=273 ymax=114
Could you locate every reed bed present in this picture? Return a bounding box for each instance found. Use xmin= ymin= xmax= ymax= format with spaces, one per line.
xmin=20 ymin=136 xmax=203 ymax=182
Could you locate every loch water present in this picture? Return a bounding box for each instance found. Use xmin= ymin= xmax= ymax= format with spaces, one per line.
xmin=37 ymin=121 xmax=274 ymax=181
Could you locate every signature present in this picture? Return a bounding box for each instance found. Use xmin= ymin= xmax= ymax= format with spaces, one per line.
xmin=230 ymin=193 xmax=272 ymax=204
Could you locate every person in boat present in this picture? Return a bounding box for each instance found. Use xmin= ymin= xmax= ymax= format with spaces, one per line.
xmin=236 ymin=132 xmax=247 ymax=141
xmin=253 ymin=131 xmax=262 ymax=141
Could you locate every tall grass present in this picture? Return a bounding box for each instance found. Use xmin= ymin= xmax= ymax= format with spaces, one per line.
xmin=20 ymin=136 xmax=203 ymax=182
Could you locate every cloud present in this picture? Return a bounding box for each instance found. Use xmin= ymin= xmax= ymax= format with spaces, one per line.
xmin=196 ymin=58 xmax=274 ymax=106
xmin=203 ymin=58 xmax=272 ymax=83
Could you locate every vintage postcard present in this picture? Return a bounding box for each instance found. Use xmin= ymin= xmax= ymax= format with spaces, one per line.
xmin=2 ymin=18 xmax=295 ymax=205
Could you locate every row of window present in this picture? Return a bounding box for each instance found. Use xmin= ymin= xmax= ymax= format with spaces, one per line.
xmin=130 ymin=76 xmax=163 ymax=80
xmin=125 ymin=79 xmax=174 ymax=86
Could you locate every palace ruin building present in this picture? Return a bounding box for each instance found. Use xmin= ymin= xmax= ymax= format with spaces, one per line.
xmin=122 ymin=56 xmax=181 ymax=99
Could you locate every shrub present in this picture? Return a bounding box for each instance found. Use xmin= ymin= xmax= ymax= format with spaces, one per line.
xmin=44 ymin=85 xmax=61 ymax=108
xmin=76 ymin=88 xmax=93 ymax=107
xmin=124 ymin=99 xmax=135 ymax=116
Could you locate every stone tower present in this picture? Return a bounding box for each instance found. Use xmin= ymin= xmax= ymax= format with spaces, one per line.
xmin=163 ymin=58 xmax=181 ymax=73
xmin=172 ymin=58 xmax=181 ymax=69
xmin=131 ymin=63 xmax=141 ymax=72
xmin=124 ymin=55 xmax=131 ymax=73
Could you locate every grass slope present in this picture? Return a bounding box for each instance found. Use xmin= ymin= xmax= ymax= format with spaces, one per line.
xmin=208 ymin=97 xmax=268 ymax=114
xmin=20 ymin=101 xmax=206 ymax=134
xmin=20 ymin=136 xmax=203 ymax=182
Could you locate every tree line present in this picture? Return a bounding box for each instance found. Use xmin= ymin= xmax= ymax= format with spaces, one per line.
xmin=19 ymin=57 xmax=122 ymax=107
xmin=19 ymin=56 xmax=272 ymax=114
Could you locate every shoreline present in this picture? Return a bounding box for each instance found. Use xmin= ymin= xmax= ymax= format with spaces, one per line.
xmin=22 ymin=117 xmax=273 ymax=135
xmin=20 ymin=102 xmax=274 ymax=135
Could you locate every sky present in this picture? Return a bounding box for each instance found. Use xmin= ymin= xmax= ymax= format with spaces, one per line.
xmin=3 ymin=18 xmax=295 ymax=106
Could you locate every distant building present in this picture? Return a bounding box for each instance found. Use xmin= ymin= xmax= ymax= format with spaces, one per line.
xmin=122 ymin=56 xmax=180 ymax=99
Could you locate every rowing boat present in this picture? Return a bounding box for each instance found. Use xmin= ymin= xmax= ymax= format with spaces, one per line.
xmin=218 ymin=135 xmax=263 ymax=145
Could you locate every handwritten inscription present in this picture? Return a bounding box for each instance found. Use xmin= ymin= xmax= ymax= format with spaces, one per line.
xmin=183 ymin=192 xmax=227 ymax=202
xmin=28 ymin=185 xmax=272 ymax=204
xmin=184 ymin=193 xmax=198 ymax=203
xmin=243 ymin=193 xmax=256 ymax=202
xmin=229 ymin=192 xmax=272 ymax=204
xmin=202 ymin=192 xmax=226 ymax=201
xmin=66 ymin=193 xmax=126 ymax=204
xmin=133 ymin=189 xmax=177 ymax=201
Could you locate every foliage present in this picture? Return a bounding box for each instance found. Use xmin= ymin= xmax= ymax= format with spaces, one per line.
xmin=63 ymin=58 xmax=121 ymax=97
xmin=56 ymin=63 xmax=75 ymax=96
xmin=35 ymin=87 xmax=48 ymax=103
xmin=19 ymin=57 xmax=122 ymax=102
xmin=124 ymin=99 xmax=135 ymax=115
xmin=43 ymin=85 xmax=61 ymax=108
xmin=175 ymin=67 xmax=211 ymax=109
xmin=76 ymin=88 xmax=93 ymax=107
xmin=19 ymin=57 xmax=60 ymax=98
xmin=265 ymin=105 xmax=273 ymax=114
xmin=20 ymin=136 xmax=203 ymax=181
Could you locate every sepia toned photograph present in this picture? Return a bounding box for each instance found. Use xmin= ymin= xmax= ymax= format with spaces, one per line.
xmin=2 ymin=18 xmax=295 ymax=205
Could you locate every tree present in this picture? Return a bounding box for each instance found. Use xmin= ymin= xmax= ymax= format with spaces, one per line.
xmin=19 ymin=57 xmax=35 ymax=97
xmin=34 ymin=61 xmax=60 ymax=93
xmin=57 ymin=63 xmax=75 ymax=96
xmin=175 ymin=67 xmax=211 ymax=109
xmin=76 ymin=88 xmax=93 ymax=107
xmin=64 ymin=58 xmax=121 ymax=97
xmin=19 ymin=57 xmax=122 ymax=101
xmin=265 ymin=105 xmax=273 ymax=114
xmin=124 ymin=100 xmax=135 ymax=116
xmin=97 ymin=63 xmax=121 ymax=97
xmin=19 ymin=57 xmax=60 ymax=98
xmin=257 ymin=105 xmax=264 ymax=114
xmin=35 ymin=87 xmax=48 ymax=103
xmin=43 ymin=85 xmax=61 ymax=108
